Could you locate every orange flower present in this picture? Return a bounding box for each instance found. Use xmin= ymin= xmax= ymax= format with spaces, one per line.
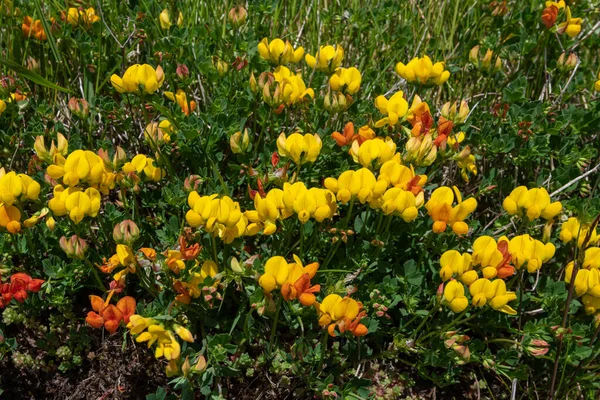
xmin=281 ymin=272 xmax=321 ymax=306
xmin=99 ymin=254 xmax=120 ymax=273
xmin=495 ymin=240 xmax=516 ymax=279
xmin=179 ymin=236 xmax=201 ymax=261
xmin=85 ymin=292 xmax=136 ymax=334
xmin=541 ymin=5 xmax=558 ymax=28
xmin=434 ymin=117 xmax=454 ymax=146
xmin=338 ymin=310 xmax=368 ymax=337
xmin=22 ymin=16 xmax=47 ymax=41
xmin=173 ymin=281 xmax=192 ymax=304
xmin=141 ymin=247 xmax=157 ymax=261
xmin=332 ymin=122 xmax=356 ymax=147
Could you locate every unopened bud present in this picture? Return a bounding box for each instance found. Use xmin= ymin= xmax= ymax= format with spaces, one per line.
xmin=230 ymin=129 xmax=251 ymax=154
xmin=59 ymin=235 xmax=88 ymax=259
xmin=249 ymin=72 xmax=258 ymax=93
xmin=176 ymin=64 xmax=189 ymax=79
xmin=228 ymin=6 xmax=247 ymax=27
xmin=184 ymin=175 xmax=203 ymax=193
xmin=194 ymin=354 xmax=207 ymax=373
xmin=182 ymin=356 xmax=191 ymax=377
xmin=113 ymin=220 xmax=140 ymax=246
xmin=68 ymin=97 xmax=90 ymax=118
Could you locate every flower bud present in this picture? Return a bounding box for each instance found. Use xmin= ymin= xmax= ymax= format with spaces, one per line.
xmin=228 ymin=6 xmax=247 ymax=27
xmin=249 ymin=72 xmax=258 ymax=93
xmin=34 ymin=135 xmax=50 ymax=162
xmin=183 ymin=175 xmax=203 ymax=193
xmin=46 ymin=216 xmax=56 ymax=231
xmin=194 ymin=354 xmax=207 ymax=373
xmin=526 ymin=339 xmax=550 ymax=357
xmin=469 ymin=45 xmax=480 ymax=66
xmin=68 ymin=97 xmax=89 ymax=118
xmin=230 ymin=129 xmax=250 ymax=154
xmin=181 ymin=356 xmax=191 ymax=377
xmin=112 ymin=146 xmax=126 ymax=168
xmin=26 ymin=56 xmax=39 ymax=72
xmin=557 ymin=52 xmax=578 ymax=72
xmin=212 ymin=57 xmax=229 ymax=77
xmin=59 ymin=235 xmax=88 ymax=259
xmin=230 ymin=257 xmax=243 ymax=274
xmin=176 ymin=64 xmax=189 ymax=79
xmin=174 ymin=324 xmax=194 ymax=343
xmin=165 ymin=359 xmax=178 ymax=377
xmin=113 ymin=220 xmax=140 ymax=246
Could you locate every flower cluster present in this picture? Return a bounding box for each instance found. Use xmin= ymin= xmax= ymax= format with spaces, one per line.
xmin=111 ymin=64 xmax=165 ymax=95
xmin=0 ymin=170 xmax=41 ymax=233
xmin=0 ymin=273 xmax=44 ymax=308
xmin=502 ymin=186 xmax=562 ymax=221
xmin=395 ymin=56 xmax=450 ymax=86
xmin=258 ymin=255 xmax=320 ymax=306
xmin=425 ymin=186 xmax=477 ymax=234
xmin=565 ymin=247 xmax=600 ymax=315
xmin=86 ymin=292 xmax=136 ymax=334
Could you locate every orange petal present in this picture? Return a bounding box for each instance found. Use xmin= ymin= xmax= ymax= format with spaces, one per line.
xmin=90 ymin=295 xmax=105 ymax=313
xmin=116 ymin=296 xmax=136 ymax=324
xmin=86 ymin=311 xmax=104 ymax=329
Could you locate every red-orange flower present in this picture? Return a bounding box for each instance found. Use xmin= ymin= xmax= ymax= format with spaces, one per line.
xmin=0 ymin=273 xmax=44 ymax=307
xmin=179 ymin=236 xmax=201 ymax=261
xmin=281 ymin=272 xmax=321 ymax=306
xmin=85 ymin=292 xmax=136 ymax=334
xmin=332 ymin=122 xmax=356 ymax=147
xmin=339 ymin=310 xmax=368 ymax=337
xmin=495 ymin=240 xmax=516 ymax=279
xmin=22 ymin=16 xmax=47 ymax=40
xmin=542 ymin=6 xmax=558 ymax=28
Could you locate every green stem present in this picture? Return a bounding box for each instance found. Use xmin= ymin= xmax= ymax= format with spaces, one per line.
xmin=316 ymin=329 xmax=329 ymax=375
xmin=268 ymin=296 xmax=283 ymax=354
xmin=84 ymin=259 xmax=106 ymax=293
xmin=211 ymin=235 xmax=219 ymax=266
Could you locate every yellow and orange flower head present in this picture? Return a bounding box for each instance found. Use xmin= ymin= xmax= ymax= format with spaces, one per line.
xmin=165 ymin=89 xmax=196 ymax=116
xmin=262 ymin=66 xmax=314 ymax=107
xmin=505 ymin=234 xmax=555 ymax=273
xmin=86 ymin=293 xmax=136 ymax=334
xmin=48 ymin=185 xmax=101 ymax=224
xmin=317 ymin=294 xmax=367 ymax=337
xmin=374 ymin=91 xmax=409 ymax=128
xmin=258 ymin=255 xmax=320 ymax=306
xmin=276 ymin=132 xmax=322 ymax=165
xmin=258 ymin=38 xmax=304 ymax=65
xmin=378 ymin=157 xmax=427 ymax=203
xmin=471 ymin=236 xmax=515 ymax=279
xmin=395 ymin=56 xmax=450 ymax=86
xmin=557 ymin=6 xmax=582 ymax=38
xmin=442 ymin=280 xmax=468 ymax=313
xmin=350 ymin=137 xmax=397 ymax=169
xmin=22 ymin=16 xmax=47 ymax=41
xmin=469 ymin=278 xmax=517 ymax=314
xmin=329 ymin=67 xmax=362 ymax=95
xmin=560 ymin=217 xmax=600 ymax=248
xmin=305 ymin=45 xmax=344 ymax=73
xmin=425 ymin=186 xmax=477 ymax=235
xmin=502 ymin=186 xmax=562 ymax=221
xmin=145 ymin=120 xmax=175 ymax=144
xmin=377 ymin=188 xmax=419 ymax=222
xmin=324 ymin=168 xmax=388 ymax=205
xmin=111 ymin=64 xmax=165 ymax=95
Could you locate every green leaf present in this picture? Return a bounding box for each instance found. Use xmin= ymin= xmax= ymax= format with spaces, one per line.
xmin=0 ymin=58 xmax=71 ymax=93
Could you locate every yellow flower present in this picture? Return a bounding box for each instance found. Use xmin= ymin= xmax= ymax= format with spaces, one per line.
xmin=374 ymin=91 xmax=408 ymax=128
xmin=405 ymin=134 xmax=438 ymax=167
xmin=276 ymin=132 xmax=322 ymax=165
xmin=245 ymin=192 xmax=281 ymax=235
xmin=317 ymin=294 xmax=366 ymax=336
xmin=281 ymin=183 xmax=337 ymax=224
xmin=305 ymin=45 xmax=344 ymax=73
xmin=0 ymin=203 xmax=21 ymax=234
xmin=469 ymin=278 xmax=517 ymax=315
xmin=506 ymin=234 xmax=555 ymax=273
xmin=48 ymin=185 xmax=101 ymax=224
xmin=557 ymin=7 xmax=582 ymax=38
xmin=559 ymin=217 xmax=599 ymax=248
xmin=122 ymin=154 xmax=165 ymax=182
xmin=165 ymin=89 xmax=197 ymax=116
xmin=443 ymin=280 xmax=468 ymax=313
xmin=116 ymin=244 xmax=135 ymax=266
xmin=34 ymin=133 xmax=68 ymax=163
xmin=378 ymin=157 xmax=427 ymax=206
xmin=66 ymin=7 xmax=100 ymax=28
xmin=145 ymin=120 xmax=174 ymax=144
xmin=159 ymin=9 xmax=183 ymax=29
xmin=395 ymin=56 xmax=450 ymax=86
xmin=378 ymin=188 xmax=419 ymax=222
xmin=0 ymin=171 xmax=41 ymax=206
xmin=127 ymin=315 xmax=156 ymax=335
xmin=324 ymin=168 xmax=388 ymax=204
xmin=350 ymin=137 xmax=397 ymax=169
xmin=258 ymin=38 xmax=304 ymax=65
xmin=439 ymin=250 xmax=476 ymax=285
xmin=258 ymin=256 xmax=290 ymax=293
xmin=111 ymin=64 xmax=165 ymax=95
xmin=502 ymin=186 xmax=562 ymax=221
xmin=595 ymin=72 xmax=600 ymax=92
xmin=0 ymin=99 xmax=6 ymax=114
xmin=425 ymin=186 xmax=477 ymax=235
xmin=329 ymin=67 xmax=362 ymax=95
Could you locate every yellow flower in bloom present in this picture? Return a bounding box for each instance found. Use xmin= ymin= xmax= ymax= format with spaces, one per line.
xmin=378 ymin=157 xmax=427 ymax=206
xmin=560 ymin=217 xmax=599 ymax=248
xmin=245 ymin=191 xmax=282 ymax=235
xmin=502 ymin=186 xmax=562 ymax=221
xmin=443 ymin=280 xmax=468 ymax=313
xmin=127 ymin=315 xmax=156 ymax=335
xmin=455 ymin=151 xmax=477 ymax=183
xmin=122 ymin=154 xmax=165 ymax=182
xmin=305 ymin=45 xmax=344 ymax=73
xmin=165 ymin=89 xmax=196 ymax=116
xmin=0 ymin=99 xmax=6 ymax=114
xmin=405 ymin=134 xmax=438 ymax=167
xmin=374 ymin=91 xmax=409 ymax=128
xmin=276 ymin=132 xmax=322 ymax=165
xmin=546 ymin=1 xmax=565 ymax=8
xmin=350 ymin=137 xmax=397 ymax=169
xmin=469 ymin=278 xmax=517 ymax=315
xmin=317 ymin=294 xmax=367 ymax=337
xmin=47 ymin=185 xmax=101 ymax=224
xmin=281 ymin=183 xmax=337 ymax=224
xmin=258 ymin=256 xmax=290 ymax=293
xmin=439 ymin=250 xmax=477 ymax=285
xmin=329 ymin=67 xmax=362 ymax=95
xmin=595 ymin=72 xmax=600 ymax=92
xmin=263 ymin=67 xmax=315 ymax=106
xmin=47 ymin=149 xmax=115 ymax=190
xmin=145 ymin=120 xmax=175 ymax=144
xmin=34 ymin=133 xmax=69 ymax=163
xmin=111 ymin=64 xmax=165 ymax=95
xmin=557 ymin=7 xmax=582 ymax=38
xmin=324 ymin=168 xmax=388 ymax=204
xmin=0 ymin=204 xmax=21 ymax=233
xmin=178 ymin=260 xmax=219 ymax=300
xmin=185 ymin=192 xmax=250 ymax=244
xmin=135 ymin=324 xmax=181 ymax=361
xmin=378 ymin=188 xmax=419 ymax=222
xmin=395 ymin=56 xmax=450 ymax=86
xmin=66 ymin=7 xmax=100 ymax=28
xmin=0 ymin=171 xmax=41 ymax=206
xmin=425 ymin=186 xmax=477 ymax=235
xmin=564 ymin=249 xmax=600 ymax=314
xmin=258 ymin=38 xmax=304 ymax=65
xmin=471 ymin=236 xmax=515 ymax=279
xmin=159 ymin=9 xmax=183 ymax=30
xmin=258 ymin=255 xmax=320 ymax=305
xmin=116 ymin=244 xmax=135 ymax=266
xmin=506 ymin=234 xmax=555 ymax=273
